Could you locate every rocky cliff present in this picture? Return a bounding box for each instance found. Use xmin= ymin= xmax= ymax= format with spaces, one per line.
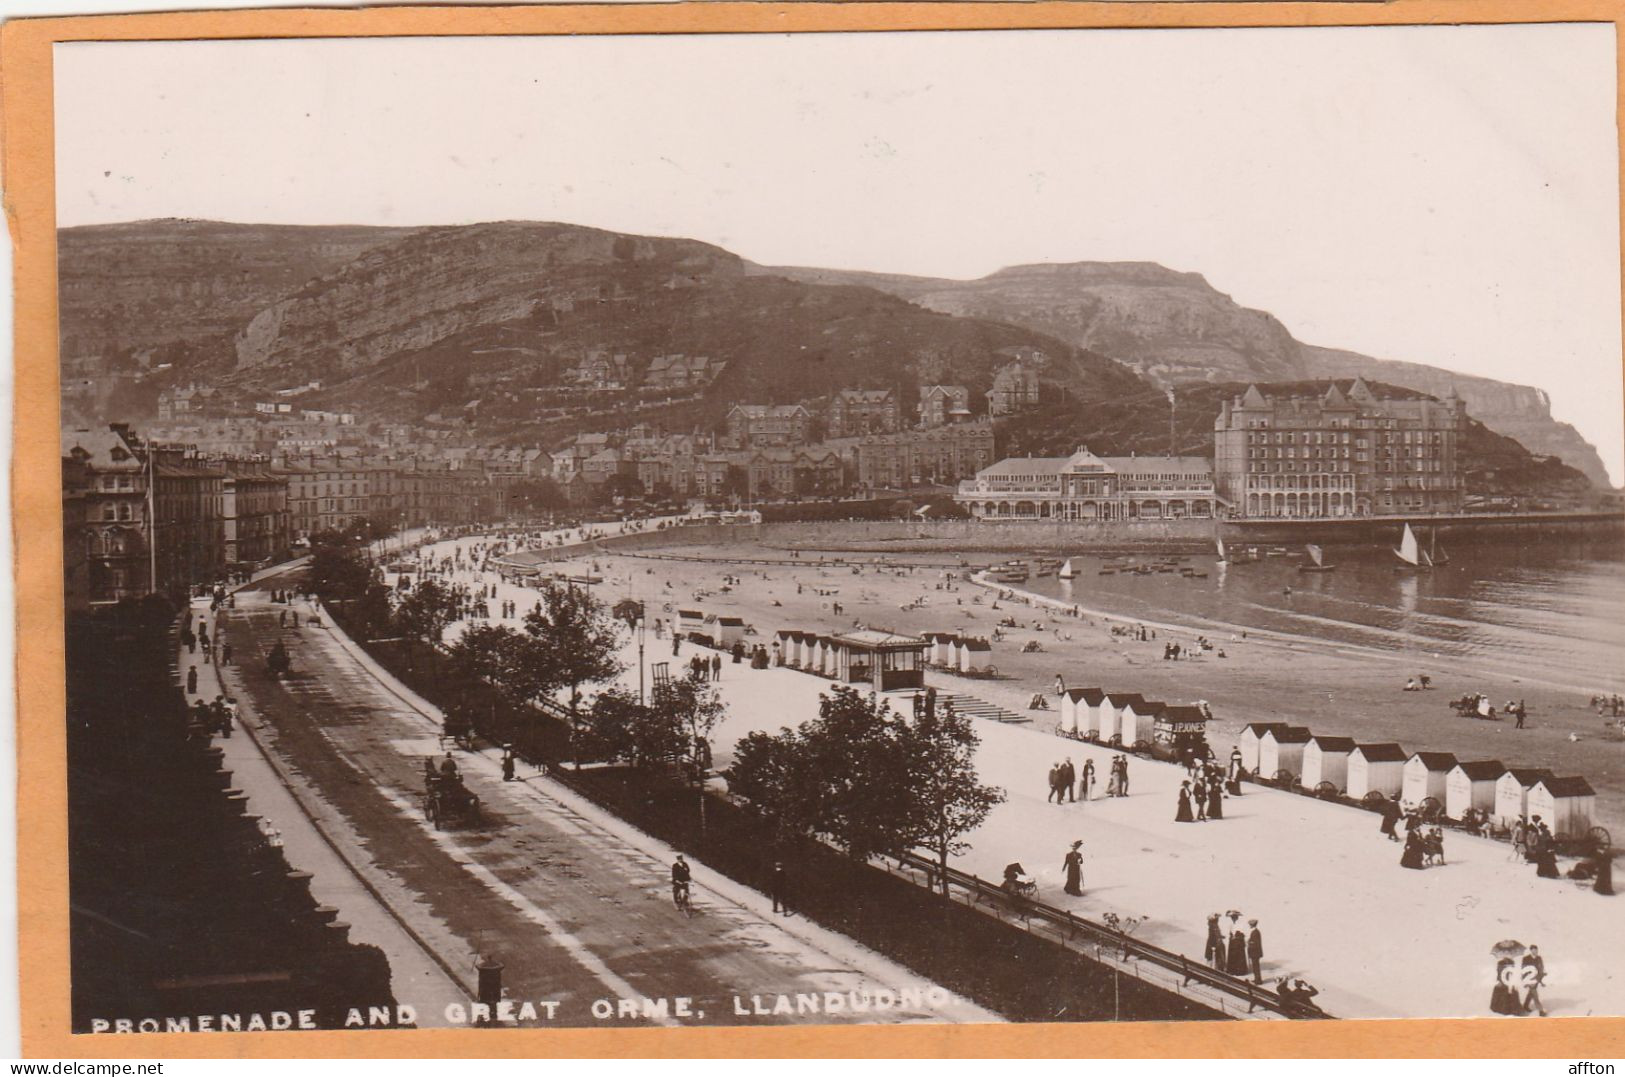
xmin=766 ymin=261 xmax=1613 ymax=487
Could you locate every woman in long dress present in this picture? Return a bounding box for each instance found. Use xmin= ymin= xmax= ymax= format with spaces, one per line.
xmin=1400 ymin=828 xmax=1427 ymax=869
xmin=1176 ymin=782 xmax=1196 ymax=822
xmin=1490 ymin=959 xmax=1521 ymax=1014
xmin=1227 ymin=926 xmax=1249 ymax=975
xmin=1207 ymin=779 xmax=1224 ymax=820
xmin=1080 ymin=759 xmax=1094 ymax=801
xmin=1204 ymin=914 xmax=1224 ymax=969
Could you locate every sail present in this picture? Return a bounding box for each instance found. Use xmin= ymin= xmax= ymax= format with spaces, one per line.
xmin=1216 ymin=537 xmax=1228 ymax=563
xmin=1059 ymin=558 xmax=1076 ymax=580
xmin=1419 ymin=548 xmax=1434 ymax=568
xmin=1306 ymin=543 xmax=1324 ymax=568
xmin=1395 ymin=523 xmax=1420 ymax=566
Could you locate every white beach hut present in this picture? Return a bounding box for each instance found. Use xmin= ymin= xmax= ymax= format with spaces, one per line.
xmin=959 ymin=638 xmax=993 ymax=675
xmin=1101 ymin=692 xmax=1145 ymax=746
xmin=1347 ymin=743 xmax=1408 ymax=800
xmin=1077 ymin=688 xmax=1108 ymax=739
xmin=1493 ymin=768 xmax=1555 ymax=829
xmin=715 ymin=616 xmax=746 ymax=648
xmin=678 ymin=608 xmax=707 ymax=641
xmin=926 ymin=633 xmax=958 ymax=668
xmin=1059 ymin=688 xmax=1094 ymax=735
xmin=1527 ymin=776 xmax=1597 ymax=839
xmin=1122 ymin=700 xmax=1166 ymax=749
xmin=1237 ymin=723 xmax=1290 ymax=775
xmin=1402 ymin=752 xmax=1458 ymax=810
xmin=1259 ymin=726 xmax=1314 ymax=784
xmin=1302 ymin=735 xmax=1357 ymax=793
xmin=774 ymin=630 xmax=796 ymax=666
xmin=1445 ymin=760 xmax=1507 ymax=821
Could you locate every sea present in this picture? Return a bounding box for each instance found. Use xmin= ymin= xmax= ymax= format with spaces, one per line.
xmin=1022 ymin=538 xmax=1625 ymax=695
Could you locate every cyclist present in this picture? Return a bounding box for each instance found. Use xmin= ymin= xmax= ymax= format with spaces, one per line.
xmin=671 ymin=854 xmax=692 ymax=912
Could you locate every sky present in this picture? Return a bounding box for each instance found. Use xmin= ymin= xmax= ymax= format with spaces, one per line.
xmin=52 ymin=25 xmax=1625 ymax=483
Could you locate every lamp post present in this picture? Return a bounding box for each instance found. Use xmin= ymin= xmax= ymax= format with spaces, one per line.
xmin=636 ymin=610 xmax=647 ymax=706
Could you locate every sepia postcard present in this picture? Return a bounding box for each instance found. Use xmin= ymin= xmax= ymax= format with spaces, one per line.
xmin=6 ymin=0 xmax=1625 ymax=1059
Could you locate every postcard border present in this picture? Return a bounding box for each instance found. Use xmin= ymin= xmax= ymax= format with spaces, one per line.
xmin=7 ymin=0 xmax=1625 ymax=1058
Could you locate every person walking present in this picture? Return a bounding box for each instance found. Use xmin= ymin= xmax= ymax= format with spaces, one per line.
xmin=1080 ymin=759 xmax=1095 ymax=801
xmin=1176 ymin=781 xmax=1196 ymax=822
xmin=1060 ymin=758 xmax=1077 ymax=803
xmin=1062 ymin=840 xmax=1084 ymax=896
xmin=1118 ymin=756 xmax=1130 ymax=796
xmin=770 ymin=860 xmax=791 ymax=915
xmin=501 ymin=745 xmax=517 ymax=782
xmin=1207 ymin=778 xmax=1224 ymax=821
xmin=712 ymin=654 xmax=722 ymax=681
xmin=1047 ymin=763 xmax=1063 ymax=804
xmin=220 ymin=642 xmax=232 ymax=666
xmin=1379 ymin=797 xmax=1403 ymax=842
xmin=1510 ymin=817 xmax=1529 ymax=862
xmin=1522 ymin=946 xmax=1548 ymax=1016
xmin=1247 ymin=920 xmax=1264 ymax=984
xmin=1193 ymin=776 xmax=1208 ymax=821
xmin=185 ymin=666 xmax=198 ymax=696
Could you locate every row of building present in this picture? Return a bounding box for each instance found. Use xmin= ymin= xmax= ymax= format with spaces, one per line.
xmin=955 ymin=380 xmax=1467 ymax=521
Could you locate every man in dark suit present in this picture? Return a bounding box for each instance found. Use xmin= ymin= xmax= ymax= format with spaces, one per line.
xmin=1247 ymin=919 xmax=1264 ymax=984
xmin=1522 ymin=946 xmax=1548 ymax=1016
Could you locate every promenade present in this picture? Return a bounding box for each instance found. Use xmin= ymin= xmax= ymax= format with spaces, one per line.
xmin=419 ymin=536 xmax=1623 ymax=1023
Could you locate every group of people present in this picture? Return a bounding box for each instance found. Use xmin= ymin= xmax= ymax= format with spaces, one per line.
xmin=1203 ymin=911 xmax=1265 ymax=984
xmin=186 ymin=693 xmax=238 ymax=741
xmin=686 ymin=652 xmax=724 ymax=681
xmin=1376 ymin=801 xmax=1448 ymax=868
xmin=1044 ymin=755 xmax=1129 ymax=801
xmin=1490 ymin=946 xmax=1549 ymax=1017
xmin=1511 ymin=816 xmax=1563 ymax=878
xmin=1590 ymin=693 xmax=1623 ymax=717
xmin=1174 ymin=774 xmax=1225 ymax=822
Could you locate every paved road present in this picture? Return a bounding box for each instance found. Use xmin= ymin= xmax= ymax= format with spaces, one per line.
xmin=217 ymin=589 xmax=992 ymax=1029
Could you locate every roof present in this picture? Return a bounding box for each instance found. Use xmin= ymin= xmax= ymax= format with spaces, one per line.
xmin=975 ymin=456 xmax=1072 ymax=478
xmin=961 ymin=638 xmax=993 ymax=652
xmin=1264 ymin=726 xmax=1313 ymax=744
xmin=1536 ymin=776 xmax=1596 ymax=798
xmin=836 ymin=388 xmax=895 ymax=403
xmin=1407 ymin=751 xmax=1459 ymax=771
xmin=1354 ymin=743 xmax=1408 ymax=763
xmin=678 ymin=608 xmax=705 ymax=618
xmin=1159 ymin=705 xmax=1208 ymax=723
xmin=1501 ymin=768 xmax=1556 ymax=788
xmin=834 ymin=630 xmax=928 ymax=649
xmin=1105 ymin=691 xmax=1145 ymax=706
xmin=1451 ymin=760 xmax=1507 ymax=781
xmin=716 ymin=616 xmax=745 ymax=626
xmin=1241 ymin=722 xmax=1290 ymax=737
xmin=1099 ymin=455 xmax=1213 ymax=476
xmin=1065 ymin=688 xmax=1107 ymax=705
xmin=1309 ymin=736 xmax=1357 ymax=752
xmin=1128 ymin=700 xmax=1167 ymax=715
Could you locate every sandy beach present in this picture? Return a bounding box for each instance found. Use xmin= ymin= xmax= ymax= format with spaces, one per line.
xmin=534 ymin=540 xmax=1622 ymax=829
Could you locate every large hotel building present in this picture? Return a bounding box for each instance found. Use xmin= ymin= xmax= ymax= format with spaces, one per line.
xmin=1213 ymin=379 xmax=1465 ymax=518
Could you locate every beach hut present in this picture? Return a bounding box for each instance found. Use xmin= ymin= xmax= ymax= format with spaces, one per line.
xmin=716 ymin=616 xmax=746 ymax=649
xmin=1101 ymin=692 xmax=1144 ymax=746
xmin=830 ymin=630 xmax=928 ymax=692
xmin=677 ymin=608 xmax=708 ymax=642
xmin=958 ymin=638 xmax=993 ymax=675
xmin=1301 ymin=735 xmax=1357 ymax=793
xmin=1258 ymin=726 xmax=1314 ymax=784
xmin=925 ymin=632 xmax=958 ymax=667
xmin=1154 ymin=705 xmax=1211 ymax=761
xmin=1445 ymin=760 xmax=1507 ymax=821
xmin=1074 ymin=688 xmax=1108 ymax=739
xmin=1058 ymin=688 xmax=1091 ymax=735
xmin=1237 ymin=723 xmax=1290 ymax=775
xmin=1527 ymin=777 xmax=1597 ymax=839
xmin=774 ymin=630 xmax=798 ymax=667
xmin=1402 ymin=752 xmax=1459 ymax=810
xmin=1493 ymin=768 xmax=1555 ymax=829
xmin=1347 ymin=743 xmax=1408 ymax=800
xmin=1122 ymin=700 xmax=1166 ymax=749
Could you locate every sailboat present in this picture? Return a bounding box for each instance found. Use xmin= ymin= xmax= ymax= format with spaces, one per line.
xmin=1430 ymin=527 xmax=1450 ymax=566
xmin=1299 ymin=543 xmax=1337 ymax=573
xmin=1215 ymin=536 xmax=1228 ymax=564
xmin=1393 ymin=523 xmax=1431 ymax=571
xmin=1058 ymin=558 xmax=1076 ymax=580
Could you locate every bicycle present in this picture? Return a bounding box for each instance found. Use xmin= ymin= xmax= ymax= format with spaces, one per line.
xmin=671 ymin=880 xmax=692 ymax=916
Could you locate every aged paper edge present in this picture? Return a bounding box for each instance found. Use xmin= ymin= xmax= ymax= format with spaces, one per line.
xmin=6 ymin=0 xmax=1625 ymax=1058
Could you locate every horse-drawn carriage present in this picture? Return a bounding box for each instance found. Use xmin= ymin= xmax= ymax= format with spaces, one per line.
xmin=440 ymin=710 xmax=476 ymax=751
xmin=423 ymin=764 xmax=481 ymax=830
xmin=266 ymin=640 xmax=292 ymax=680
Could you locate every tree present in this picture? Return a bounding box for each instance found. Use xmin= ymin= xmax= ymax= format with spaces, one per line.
xmin=522 ymin=581 xmax=623 ymax=766
xmin=897 ymin=705 xmax=1006 ymax=897
xmin=600 ymin=474 xmax=645 ymax=503
xmin=394 ymin=578 xmax=459 ymax=677
xmin=308 ymin=531 xmax=375 ymax=602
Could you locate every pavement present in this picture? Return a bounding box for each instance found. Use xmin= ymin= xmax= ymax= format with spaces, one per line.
xmin=415 ymin=538 xmax=1623 ymax=1023
xmin=200 ymin=585 xmax=997 ymax=1029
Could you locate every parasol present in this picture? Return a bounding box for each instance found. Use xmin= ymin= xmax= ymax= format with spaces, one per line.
xmin=1490 ymin=940 xmax=1526 ymax=958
